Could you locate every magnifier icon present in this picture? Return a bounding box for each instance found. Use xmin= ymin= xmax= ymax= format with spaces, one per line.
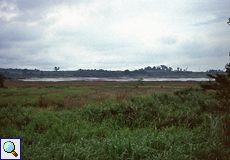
xmin=3 ymin=141 xmax=18 ymax=157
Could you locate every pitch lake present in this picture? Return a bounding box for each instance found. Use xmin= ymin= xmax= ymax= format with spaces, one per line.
xmin=19 ymin=77 xmax=210 ymax=82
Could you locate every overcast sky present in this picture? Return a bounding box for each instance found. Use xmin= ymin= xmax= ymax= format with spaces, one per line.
xmin=0 ymin=0 xmax=230 ymax=71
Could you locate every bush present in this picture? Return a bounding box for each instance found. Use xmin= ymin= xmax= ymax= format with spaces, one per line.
xmin=200 ymin=64 xmax=230 ymax=100
xmin=0 ymin=73 xmax=5 ymax=88
xmin=173 ymin=87 xmax=204 ymax=96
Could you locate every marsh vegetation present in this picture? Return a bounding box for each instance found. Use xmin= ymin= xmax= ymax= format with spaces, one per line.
xmin=0 ymin=81 xmax=230 ymax=159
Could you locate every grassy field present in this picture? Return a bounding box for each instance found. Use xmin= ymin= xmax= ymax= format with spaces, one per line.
xmin=1 ymin=80 xmax=230 ymax=159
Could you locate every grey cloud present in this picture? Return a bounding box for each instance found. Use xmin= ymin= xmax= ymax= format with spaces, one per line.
xmin=77 ymin=36 xmax=130 ymax=52
xmin=1 ymin=0 xmax=78 ymax=23
xmin=0 ymin=26 xmax=42 ymax=42
xmin=14 ymin=0 xmax=92 ymax=11
xmin=55 ymin=27 xmax=131 ymax=52
xmin=194 ymin=16 xmax=228 ymax=26
xmin=13 ymin=11 xmax=45 ymax=24
xmin=15 ymin=0 xmax=61 ymax=11
xmin=1 ymin=5 xmax=11 ymax=12
xmin=0 ymin=1 xmax=229 ymax=71
xmin=189 ymin=1 xmax=230 ymax=14
xmin=0 ymin=41 xmax=11 ymax=49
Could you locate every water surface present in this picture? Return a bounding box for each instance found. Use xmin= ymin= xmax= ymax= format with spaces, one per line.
xmin=19 ymin=77 xmax=210 ymax=82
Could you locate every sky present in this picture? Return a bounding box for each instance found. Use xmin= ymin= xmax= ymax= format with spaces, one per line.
xmin=0 ymin=0 xmax=230 ymax=72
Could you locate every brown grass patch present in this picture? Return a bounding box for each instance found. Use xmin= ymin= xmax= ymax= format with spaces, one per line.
xmin=2 ymin=80 xmax=201 ymax=110
xmin=115 ymin=89 xmax=129 ymax=101
xmin=38 ymin=95 xmax=48 ymax=108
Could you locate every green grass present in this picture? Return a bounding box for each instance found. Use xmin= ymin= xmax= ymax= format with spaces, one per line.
xmin=1 ymin=86 xmax=230 ymax=159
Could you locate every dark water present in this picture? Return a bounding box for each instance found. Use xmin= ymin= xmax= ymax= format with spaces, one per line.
xmin=19 ymin=77 xmax=210 ymax=82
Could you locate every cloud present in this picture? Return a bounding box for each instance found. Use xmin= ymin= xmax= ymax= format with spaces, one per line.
xmin=194 ymin=16 xmax=228 ymax=26
xmin=0 ymin=0 xmax=230 ymax=72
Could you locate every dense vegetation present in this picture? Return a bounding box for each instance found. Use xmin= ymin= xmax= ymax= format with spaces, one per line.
xmin=1 ymin=82 xmax=230 ymax=159
xmin=0 ymin=65 xmax=220 ymax=79
xmin=0 ymin=73 xmax=5 ymax=88
xmin=200 ymin=63 xmax=230 ymax=101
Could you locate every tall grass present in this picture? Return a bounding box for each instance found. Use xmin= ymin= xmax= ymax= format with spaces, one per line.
xmin=1 ymin=86 xmax=230 ymax=159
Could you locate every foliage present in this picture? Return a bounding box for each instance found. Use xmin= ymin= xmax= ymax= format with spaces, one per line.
xmin=0 ymin=73 xmax=5 ymax=88
xmin=1 ymin=85 xmax=230 ymax=159
xmin=200 ymin=64 xmax=230 ymax=100
xmin=54 ymin=66 xmax=60 ymax=71
xmin=135 ymin=77 xmax=144 ymax=88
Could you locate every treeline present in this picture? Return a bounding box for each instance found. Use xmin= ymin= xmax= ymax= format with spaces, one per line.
xmin=143 ymin=65 xmax=173 ymax=71
xmin=206 ymin=69 xmax=224 ymax=73
xmin=0 ymin=65 xmax=219 ymax=79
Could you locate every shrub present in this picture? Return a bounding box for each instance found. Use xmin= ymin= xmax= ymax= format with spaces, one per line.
xmin=173 ymin=87 xmax=203 ymax=96
xmin=200 ymin=64 xmax=230 ymax=100
xmin=0 ymin=73 xmax=6 ymax=88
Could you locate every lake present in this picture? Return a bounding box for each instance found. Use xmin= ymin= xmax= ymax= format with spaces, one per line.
xmin=19 ymin=77 xmax=211 ymax=82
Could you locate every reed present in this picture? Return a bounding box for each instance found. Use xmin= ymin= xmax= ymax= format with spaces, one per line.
xmin=0 ymin=84 xmax=230 ymax=159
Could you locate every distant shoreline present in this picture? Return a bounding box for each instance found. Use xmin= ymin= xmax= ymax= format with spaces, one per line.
xmin=1 ymin=67 xmax=223 ymax=79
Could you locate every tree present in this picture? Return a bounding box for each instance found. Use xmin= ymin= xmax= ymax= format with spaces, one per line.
xmin=124 ymin=69 xmax=130 ymax=74
xmin=136 ymin=77 xmax=144 ymax=88
xmin=160 ymin=65 xmax=168 ymax=70
xmin=54 ymin=66 xmax=60 ymax=71
xmin=145 ymin=66 xmax=152 ymax=70
xmin=200 ymin=18 xmax=230 ymax=99
xmin=200 ymin=64 xmax=230 ymax=99
xmin=40 ymin=71 xmax=44 ymax=77
xmin=23 ymin=69 xmax=28 ymax=74
xmin=0 ymin=73 xmax=6 ymax=88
